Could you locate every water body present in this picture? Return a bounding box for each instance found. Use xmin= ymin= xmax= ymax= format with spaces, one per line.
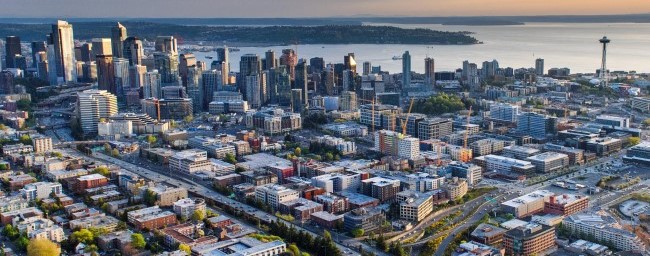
xmin=189 ymin=22 xmax=650 ymax=74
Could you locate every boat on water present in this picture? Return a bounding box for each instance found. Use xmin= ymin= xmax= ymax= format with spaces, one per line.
xmin=205 ymin=56 xmax=213 ymax=59
xmin=392 ymin=56 xmax=402 ymax=60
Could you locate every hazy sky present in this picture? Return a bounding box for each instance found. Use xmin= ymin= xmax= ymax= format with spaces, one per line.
xmin=2 ymin=0 xmax=649 ymax=18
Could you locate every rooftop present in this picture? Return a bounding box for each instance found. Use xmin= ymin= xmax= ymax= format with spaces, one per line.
xmin=502 ymin=190 xmax=554 ymax=208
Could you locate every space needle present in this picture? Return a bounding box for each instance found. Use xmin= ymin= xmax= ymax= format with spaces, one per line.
xmin=599 ymin=36 xmax=611 ymax=88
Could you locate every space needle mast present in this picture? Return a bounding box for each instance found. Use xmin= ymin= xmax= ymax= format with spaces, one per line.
xmin=599 ymin=36 xmax=611 ymax=88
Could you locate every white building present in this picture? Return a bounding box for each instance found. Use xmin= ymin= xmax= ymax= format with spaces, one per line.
xmin=255 ymin=184 xmax=299 ymax=210
xmin=14 ymin=217 xmax=65 ymax=242
xmin=311 ymin=173 xmax=361 ymax=193
xmin=172 ymin=198 xmax=206 ymax=220
xmin=398 ymin=137 xmax=420 ymax=159
xmin=526 ymin=152 xmax=570 ymax=173
xmin=76 ymin=89 xmax=118 ymax=135
xmin=20 ymin=182 xmax=63 ymax=201
xmin=31 ymin=135 xmax=53 ymax=153
xmin=312 ymin=135 xmax=357 ymax=155
xmin=501 ymin=190 xmax=554 ymax=218
xmin=474 ymin=154 xmax=536 ymax=174
xmin=562 ymin=213 xmax=646 ymax=252
xmin=169 ymin=149 xmax=211 ymax=174
xmin=97 ymin=119 xmax=133 ymax=139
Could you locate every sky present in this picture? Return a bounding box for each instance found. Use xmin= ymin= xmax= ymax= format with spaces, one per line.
xmin=2 ymin=0 xmax=650 ymax=18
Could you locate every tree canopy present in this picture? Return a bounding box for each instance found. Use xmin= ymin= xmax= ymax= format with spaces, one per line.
xmin=411 ymin=93 xmax=466 ymax=115
xmin=27 ymin=238 xmax=61 ymax=256
xmin=131 ymin=233 xmax=146 ymax=249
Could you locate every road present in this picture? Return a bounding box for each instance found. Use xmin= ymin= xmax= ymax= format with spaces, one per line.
xmin=74 ymin=150 xmax=365 ymax=256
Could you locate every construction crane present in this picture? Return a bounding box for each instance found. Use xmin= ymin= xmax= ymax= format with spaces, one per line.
xmin=358 ymin=97 xmax=380 ymax=133
xmin=460 ymin=106 xmax=473 ymax=162
xmin=401 ymin=97 xmax=416 ymax=135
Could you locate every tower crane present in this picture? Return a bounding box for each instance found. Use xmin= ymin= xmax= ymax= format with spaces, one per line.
xmin=461 ymin=106 xmax=473 ymax=162
xmin=401 ymin=97 xmax=416 ymax=135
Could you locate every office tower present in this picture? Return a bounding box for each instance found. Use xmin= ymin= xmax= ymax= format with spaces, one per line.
xmin=91 ymin=38 xmax=112 ymax=58
xmin=79 ymin=61 xmax=97 ymax=83
xmin=342 ymin=70 xmax=354 ymax=92
xmin=143 ymin=70 xmax=162 ymax=99
xmin=362 ymin=61 xmax=371 ymax=76
xmin=202 ymin=69 xmax=222 ymax=110
xmin=30 ymin=41 xmax=46 ymax=68
xmin=291 ymin=89 xmax=303 ymax=113
xmin=334 ymin=63 xmax=345 ymax=93
xmin=245 ymin=74 xmax=262 ymax=108
xmin=122 ymin=37 xmax=143 ymax=66
xmin=96 ymin=55 xmax=115 ymax=94
xmin=481 ymin=60 xmax=499 ymax=78
xmin=310 ymin=57 xmax=325 ymax=74
xmin=265 ymin=69 xmax=277 ymax=104
xmin=599 ymin=36 xmax=611 ymax=88
xmin=78 ymin=43 xmax=93 ymax=62
xmin=265 ymin=50 xmax=277 ymax=70
xmin=239 ymin=54 xmax=261 ymax=101
xmin=186 ymin=66 xmax=203 ymax=113
xmin=154 ymin=52 xmax=179 ymax=86
xmin=155 ymin=36 xmax=178 ymax=54
xmin=129 ymin=65 xmax=147 ymax=88
xmin=179 ymin=53 xmax=197 ymax=87
xmin=111 ymin=22 xmax=127 ymax=58
xmin=398 ymin=137 xmax=420 ymax=159
xmin=114 ymin=58 xmax=130 ymax=98
xmin=46 ymin=34 xmax=58 ymax=84
xmin=424 ymin=57 xmax=435 ymax=87
xmin=462 ymin=61 xmax=480 ymax=90
xmin=35 ymin=51 xmax=49 ymax=80
xmin=402 ymin=51 xmax=411 ymax=87
xmin=295 ymin=61 xmax=308 ymax=107
xmin=339 ymin=91 xmax=357 ymax=111
xmin=161 ymin=85 xmax=186 ymax=99
xmin=344 ymin=53 xmax=357 ymax=74
xmin=76 ymin=89 xmax=118 ymax=135
xmin=322 ymin=64 xmax=336 ymax=96
xmin=216 ymin=47 xmax=229 ymax=66
xmin=5 ymin=36 xmax=21 ymax=69
xmin=51 ymin=20 xmax=77 ymax=83
xmin=13 ymin=55 xmax=27 ymax=70
xmin=275 ymin=66 xmax=291 ymax=106
xmin=0 ymin=71 xmax=14 ymax=95
xmin=535 ymin=58 xmax=544 ymax=76
xmin=516 ymin=112 xmax=557 ymax=140
xmin=280 ymin=49 xmax=297 ymax=80
xmin=489 ymin=103 xmax=520 ymax=123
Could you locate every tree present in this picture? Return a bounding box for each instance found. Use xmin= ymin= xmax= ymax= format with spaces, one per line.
xmin=15 ymin=236 xmax=30 ymax=252
xmin=643 ymin=118 xmax=650 ymax=127
xmin=184 ymin=115 xmax=194 ymax=123
xmin=93 ymin=166 xmax=110 ymax=177
xmin=0 ymin=124 xmax=7 ymax=130
xmin=103 ymin=143 xmax=112 ymax=153
xmin=178 ymin=244 xmax=191 ymax=255
xmin=2 ymin=224 xmax=19 ymax=240
xmin=324 ymin=152 xmax=334 ymax=161
xmin=19 ymin=134 xmax=32 ymax=145
xmin=294 ymin=147 xmax=302 ymax=157
xmin=350 ymin=228 xmax=364 ymax=238
xmin=143 ymin=189 xmax=158 ymax=206
xmin=625 ymin=137 xmax=641 ymax=147
xmin=146 ymin=135 xmax=157 ymax=144
xmin=131 ymin=233 xmax=146 ymax=249
xmin=71 ymin=229 xmax=95 ymax=245
xmin=111 ymin=148 xmax=120 ymax=157
xmin=51 ymin=151 xmax=62 ymax=158
xmin=287 ymin=244 xmax=301 ymax=256
xmin=411 ymin=93 xmax=466 ymax=115
xmin=224 ymin=153 xmax=237 ymax=164
xmin=192 ymin=209 xmax=205 ymax=222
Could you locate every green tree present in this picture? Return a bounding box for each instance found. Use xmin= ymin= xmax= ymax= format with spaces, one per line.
xmin=224 ymin=153 xmax=237 ymax=164
xmin=19 ymin=134 xmax=32 ymax=145
xmin=2 ymin=224 xmax=19 ymax=240
xmin=71 ymin=229 xmax=95 ymax=245
xmin=324 ymin=152 xmax=334 ymax=161
xmin=287 ymin=244 xmax=301 ymax=256
xmin=625 ymin=137 xmax=641 ymax=147
xmin=15 ymin=236 xmax=30 ymax=252
xmin=294 ymin=147 xmax=302 ymax=157
xmin=131 ymin=233 xmax=146 ymax=249
xmin=411 ymin=93 xmax=466 ymax=115
xmin=103 ymin=143 xmax=112 ymax=153
xmin=93 ymin=166 xmax=111 ymax=177
xmin=350 ymin=228 xmax=364 ymax=238
xmin=143 ymin=189 xmax=158 ymax=206
xmin=111 ymin=148 xmax=120 ymax=157
xmin=146 ymin=135 xmax=157 ymax=144
xmin=184 ymin=115 xmax=194 ymax=123
xmin=643 ymin=119 xmax=650 ymax=127
xmin=27 ymin=238 xmax=61 ymax=256
xmin=178 ymin=244 xmax=191 ymax=255
xmin=51 ymin=151 xmax=62 ymax=158
xmin=192 ymin=209 xmax=205 ymax=222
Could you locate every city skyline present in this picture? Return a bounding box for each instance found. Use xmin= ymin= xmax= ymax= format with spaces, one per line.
xmin=1 ymin=0 xmax=649 ymax=18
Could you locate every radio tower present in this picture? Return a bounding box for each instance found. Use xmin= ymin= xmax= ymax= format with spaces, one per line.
xmin=599 ymin=36 xmax=611 ymax=88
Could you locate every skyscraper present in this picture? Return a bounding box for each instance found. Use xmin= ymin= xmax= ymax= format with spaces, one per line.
xmin=129 ymin=65 xmax=147 ymax=89
xmin=51 ymin=20 xmax=77 ymax=83
xmin=179 ymin=53 xmax=197 ymax=87
xmin=186 ymin=66 xmax=203 ymax=113
xmin=91 ymin=38 xmax=112 ymax=58
xmin=310 ymin=57 xmax=325 ymax=74
xmin=344 ymin=53 xmax=357 ymax=74
xmin=291 ymin=89 xmax=303 ymax=113
xmin=295 ymin=61 xmax=309 ymax=107
xmin=535 ymin=58 xmax=544 ymax=76
xmin=276 ymin=65 xmax=291 ymax=106
xmin=155 ymin=36 xmax=178 ymax=54
xmin=402 ymin=51 xmax=411 ymax=87
xmin=154 ymin=52 xmax=179 ymax=86
xmin=5 ymin=36 xmax=21 ymax=69
xmin=0 ymin=71 xmax=15 ymax=95
xmin=239 ymin=54 xmax=261 ymax=101
xmin=362 ymin=61 xmax=371 ymax=76
xmin=143 ymin=70 xmax=162 ymax=99
xmin=280 ymin=49 xmax=297 ymax=80
xmin=202 ymin=69 xmax=222 ymax=110
xmin=122 ymin=37 xmax=143 ymax=66
xmin=245 ymin=74 xmax=262 ymax=108
xmin=76 ymin=89 xmax=118 ymax=135
xmin=79 ymin=43 xmax=93 ymax=62
xmin=424 ymin=57 xmax=435 ymax=87
xmin=265 ymin=50 xmax=277 ymax=70
xmin=30 ymin=41 xmax=47 ymax=68
xmin=216 ymin=47 xmax=229 ymax=67
xmin=111 ymin=22 xmax=127 ymax=58
xmin=114 ymin=58 xmax=130 ymax=99
xmin=96 ymin=55 xmax=115 ymax=94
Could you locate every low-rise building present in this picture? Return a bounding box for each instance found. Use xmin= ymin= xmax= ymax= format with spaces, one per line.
xmin=470 ymin=223 xmax=507 ymax=248
xmin=504 ymin=223 xmax=556 ymax=256
xmin=447 ymin=161 xmax=483 ymax=186
xmin=31 ymin=135 xmax=53 ymax=153
xmin=314 ymin=194 xmax=349 ymax=214
xmin=585 ymin=137 xmax=622 ymax=156
xmin=127 ymin=206 xmax=177 ymax=230
xmin=191 ymin=237 xmax=286 ymax=256
xmin=474 ymin=154 xmax=536 ymax=174
xmin=361 ymin=177 xmax=400 ymax=203
xmin=2 ymin=143 xmax=33 ymax=155
xmin=173 ymin=198 xmax=206 ymax=220
xmin=255 ymin=184 xmax=300 ymax=210
xmin=526 ymin=152 xmax=570 ymax=173
xmin=503 ymin=145 xmax=541 ymax=160
xmin=397 ymin=191 xmax=434 ymax=222
xmin=544 ymin=143 xmax=585 ymax=165
xmin=69 ymin=214 xmax=120 ymax=231
xmin=562 ymin=213 xmax=646 ymax=252
xmin=20 ymin=182 xmax=63 ymax=201
xmin=14 ymin=216 xmax=65 ymax=242
xmin=501 ymin=190 xmax=554 ymax=218
xmin=443 ymin=177 xmax=468 ymax=200
xmin=145 ymin=184 xmax=188 ymax=207
xmin=544 ymin=194 xmax=589 ymax=216
xmin=169 ymin=149 xmax=212 ymax=174
xmin=279 ymin=198 xmax=324 ymax=220
xmin=343 ymin=207 xmax=386 ymax=233
xmin=453 ymin=241 xmax=504 ymax=256
xmin=311 ymin=211 xmax=344 ymax=229
xmin=0 ymin=196 xmax=29 ymax=213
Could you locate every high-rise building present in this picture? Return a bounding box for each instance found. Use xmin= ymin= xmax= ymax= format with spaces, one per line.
xmin=291 ymin=89 xmax=303 ymax=113
xmin=264 ymin=50 xmax=276 ymax=70
xmin=186 ymin=66 xmax=203 ymax=113
xmin=481 ymin=60 xmax=499 ymax=78
xmin=216 ymin=47 xmax=229 ymax=68
xmin=239 ymin=54 xmax=261 ymax=101
xmin=30 ymin=41 xmax=47 ymax=68
xmin=322 ymin=64 xmax=337 ymax=96
xmin=114 ymin=58 xmax=130 ymax=98
xmin=96 ymin=55 xmax=115 ymax=94
xmin=0 ymin=71 xmax=14 ymax=95
xmin=51 ymin=20 xmax=77 ymax=83
xmin=280 ymin=49 xmax=297 ymax=80
xmin=344 ymin=53 xmax=357 ymax=74
xmin=489 ymin=103 xmax=521 ymax=123
xmin=111 ymin=22 xmax=127 ymax=58
xmin=122 ymin=37 xmax=143 ymax=66
xmin=402 ymin=51 xmax=411 ymax=87
xmin=91 ymin=38 xmax=112 ymax=58
xmin=424 ymin=57 xmax=435 ymax=87
xmin=362 ymin=61 xmax=371 ymax=76
xmin=143 ymin=70 xmax=161 ymax=99
xmin=129 ymin=65 xmax=147 ymax=89
xmin=295 ymin=61 xmax=308 ymax=106
xmin=535 ymin=58 xmax=544 ymax=76
xmin=76 ymin=90 xmax=118 ymax=135
xmin=310 ymin=57 xmax=325 ymax=74
xmin=245 ymin=74 xmax=262 ymax=108
xmin=78 ymin=42 xmax=93 ymax=62
xmin=202 ymin=70 xmax=222 ymax=110
xmin=398 ymin=137 xmax=420 ymax=159
xmin=276 ymin=66 xmax=291 ymax=106
xmin=154 ymin=52 xmax=179 ymax=86
xmin=179 ymin=53 xmax=197 ymax=87
xmin=339 ymin=91 xmax=357 ymax=112
xmin=155 ymin=36 xmax=177 ymax=54
xmin=516 ymin=112 xmax=557 ymax=140
xmin=5 ymin=36 xmax=21 ymax=69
